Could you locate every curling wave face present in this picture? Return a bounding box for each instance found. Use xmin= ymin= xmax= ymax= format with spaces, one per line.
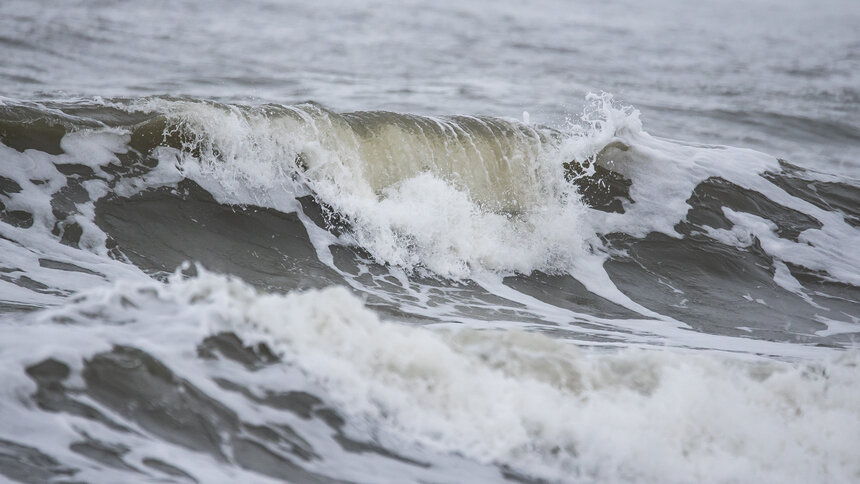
xmin=141 ymin=98 xmax=591 ymax=278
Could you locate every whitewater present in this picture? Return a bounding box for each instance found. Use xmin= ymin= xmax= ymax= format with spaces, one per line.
xmin=1 ymin=0 xmax=859 ymax=483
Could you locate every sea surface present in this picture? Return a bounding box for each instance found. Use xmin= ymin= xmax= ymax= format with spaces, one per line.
xmin=1 ymin=0 xmax=859 ymax=483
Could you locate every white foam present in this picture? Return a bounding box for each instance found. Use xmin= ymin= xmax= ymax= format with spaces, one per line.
xmin=0 ymin=139 xmax=147 ymax=308
xmin=211 ymin=275 xmax=860 ymax=483
xmin=57 ymin=128 xmax=130 ymax=169
xmin=814 ymin=315 xmax=860 ymax=338
xmin=21 ymin=271 xmax=857 ymax=484
xmin=565 ymin=95 xmax=860 ymax=295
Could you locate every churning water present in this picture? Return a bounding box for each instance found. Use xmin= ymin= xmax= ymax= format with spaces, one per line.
xmin=1 ymin=0 xmax=859 ymax=483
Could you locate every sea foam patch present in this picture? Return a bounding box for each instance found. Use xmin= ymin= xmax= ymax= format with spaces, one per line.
xmin=7 ymin=270 xmax=856 ymax=484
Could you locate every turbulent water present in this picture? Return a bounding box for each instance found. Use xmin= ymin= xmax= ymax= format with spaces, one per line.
xmin=1 ymin=1 xmax=859 ymax=483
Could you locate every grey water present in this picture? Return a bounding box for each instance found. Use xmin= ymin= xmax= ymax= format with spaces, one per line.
xmin=1 ymin=1 xmax=859 ymax=483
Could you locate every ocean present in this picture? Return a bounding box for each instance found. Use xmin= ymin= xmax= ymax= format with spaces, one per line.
xmin=1 ymin=0 xmax=859 ymax=482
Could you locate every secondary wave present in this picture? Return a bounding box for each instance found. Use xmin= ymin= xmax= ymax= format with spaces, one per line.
xmin=2 ymin=269 xmax=858 ymax=483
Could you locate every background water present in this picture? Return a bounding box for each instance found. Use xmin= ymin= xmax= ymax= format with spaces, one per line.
xmin=1 ymin=0 xmax=859 ymax=483
xmin=3 ymin=0 xmax=859 ymax=175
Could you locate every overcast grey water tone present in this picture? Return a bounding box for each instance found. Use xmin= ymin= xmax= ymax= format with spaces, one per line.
xmin=1 ymin=0 xmax=859 ymax=483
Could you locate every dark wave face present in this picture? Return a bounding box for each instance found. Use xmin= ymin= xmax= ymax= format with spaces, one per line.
xmin=1 ymin=0 xmax=860 ymax=483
